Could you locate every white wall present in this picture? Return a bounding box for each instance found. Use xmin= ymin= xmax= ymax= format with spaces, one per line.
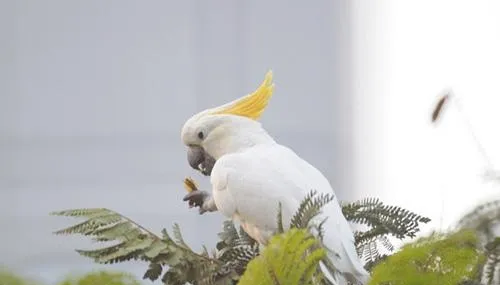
xmin=350 ymin=0 xmax=500 ymax=240
xmin=0 ymin=1 xmax=355 ymax=283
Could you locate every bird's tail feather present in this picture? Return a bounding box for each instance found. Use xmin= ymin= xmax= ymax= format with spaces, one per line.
xmin=339 ymin=243 xmax=370 ymax=284
xmin=319 ymin=260 xmax=343 ymax=285
xmin=319 ymin=249 xmax=370 ymax=285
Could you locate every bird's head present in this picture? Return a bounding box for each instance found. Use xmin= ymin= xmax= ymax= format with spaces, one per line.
xmin=180 ymin=70 xmax=275 ymax=175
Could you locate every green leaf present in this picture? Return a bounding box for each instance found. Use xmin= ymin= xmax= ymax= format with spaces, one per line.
xmin=276 ymin=202 xmax=285 ymax=234
xmin=143 ymin=263 xmax=163 ymax=282
xmin=290 ymin=190 xmax=335 ymax=230
xmin=0 ymin=269 xmax=40 ymax=285
xmin=238 ymin=228 xmax=326 ymax=285
xmin=57 ymin=270 xmax=140 ymax=285
xmin=342 ymin=198 xmax=431 ymax=264
xmin=368 ymin=230 xmax=483 ymax=285
xmin=482 ymin=237 xmax=500 ymax=285
xmin=172 ymin=223 xmax=191 ymax=250
xmin=52 ymin=192 xmax=435 ymax=284
xmin=52 ymin=208 xmax=223 ymax=284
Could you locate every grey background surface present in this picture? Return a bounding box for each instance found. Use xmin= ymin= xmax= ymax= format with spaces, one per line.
xmin=0 ymin=0 xmax=357 ymax=283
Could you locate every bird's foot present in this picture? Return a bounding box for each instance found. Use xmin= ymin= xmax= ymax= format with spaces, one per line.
xmin=183 ymin=190 xmax=216 ymax=214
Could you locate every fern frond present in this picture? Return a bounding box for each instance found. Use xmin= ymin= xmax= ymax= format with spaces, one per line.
xmin=217 ymin=220 xmax=240 ymax=249
xmin=342 ymin=198 xmax=430 ymax=270
xmin=291 ymin=190 xmax=335 ymax=230
xmin=172 ymin=223 xmax=191 ymax=250
xmin=238 ymin=228 xmax=326 ymax=285
xmin=363 ymin=254 xmax=389 ymax=272
xmin=214 ymin=220 xmax=260 ymax=280
xmin=342 ymin=198 xmax=430 ymax=239
xmin=454 ymin=200 xmax=500 ymax=284
xmin=482 ymin=237 xmax=500 ymax=285
xmin=354 ymin=228 xmax=394 ymax=264
xmin=277 ymin=202 xmax=285 ymax=234
xmin=53 ymin=193 xmax=433 ymax=284
xmin=238 ymin=226 xmax=257 ymax=247
xmin=52 ymin=208 xmax=223 ymax=284
xmin=378 ymin=235 xmax=394 ymax=252
xmin=458 ymin=200 xmax=500 ymax=242
xmin=50 ymin=208 xmax=109 ymax=217
xmin=143 ymin=263 xmax=162 ymax=281
xmin=91 ymin=221 xmax=143 ymax=242
xmin=52 ymin=209 xmax=123 ymax=235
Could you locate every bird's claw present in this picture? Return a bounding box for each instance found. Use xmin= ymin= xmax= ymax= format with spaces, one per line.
xmin=183 ymin=190 xmax=210 ymax=214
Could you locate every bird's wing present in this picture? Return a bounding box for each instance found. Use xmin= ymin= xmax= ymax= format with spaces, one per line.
xmin=210 ymin=144 xmax=300 ymax=233
xmin=210 ymin=144 xmax=369 ymax=283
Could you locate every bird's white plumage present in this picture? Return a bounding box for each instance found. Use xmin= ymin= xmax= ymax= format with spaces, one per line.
xmin=180 ymin=71 xmax=369 ymax=284
xmin=210 ymin=142 xmax=370 ymax=284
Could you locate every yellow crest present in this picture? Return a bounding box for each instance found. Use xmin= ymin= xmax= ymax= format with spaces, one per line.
xmin=212 ymin=70 xmax=275 ymax=120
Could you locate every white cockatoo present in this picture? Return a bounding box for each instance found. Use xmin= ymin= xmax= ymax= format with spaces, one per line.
xmin=180 ymin=71 xmax=370 ymax=285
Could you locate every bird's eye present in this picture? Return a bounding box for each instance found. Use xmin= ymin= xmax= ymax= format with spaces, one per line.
xmin=197 ymin=131 xmax=204 ymax=140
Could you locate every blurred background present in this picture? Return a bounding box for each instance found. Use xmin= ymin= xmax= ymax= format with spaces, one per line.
xmin=1 ymin=0 xmax=500 ymax=284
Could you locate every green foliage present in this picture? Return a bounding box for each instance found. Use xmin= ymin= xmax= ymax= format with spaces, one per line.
xmin=483 ymin=237 xmax=500 ymax=285
xmin=238 ymin=229 xmax=326 ymax=285
xmin=0 ymin=269 xmax=40 ymax=285
xmin=0 ymin=269 xmax=141 ymax=285
xmin=457 ymin=200 xmax=500 ymax=244
xmin=46 ymin=89 xmax=500 ymax=285
xmin=289 ymin=190 xmax=335 ymax=233
xmin=368 ymin=229 xmax=483 ymax=285
xmin=453 ymin=199 xmax=500 ymax=285
xmin=367 ymin=197 xmax=500 ymax=285
xmin=215 ymin=220 xmax=259 ymax=278
xmin=57 ymin=271 xmax=140 ymax=285
xmin=457 ymin=200 xmax=500 ymax=285
xmin=280 ymin=190 xmax=339 ymax=282
xmin=50 ymin=209 xmax=225 ymax=285
xmin=341 ymin=197 xmax=431 ymax=270
xmin=52 ymin=190 xmax=431 ymax=285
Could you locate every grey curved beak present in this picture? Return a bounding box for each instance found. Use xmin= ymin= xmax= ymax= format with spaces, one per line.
xmin=187 ymin=145 xmax=216 ymax=176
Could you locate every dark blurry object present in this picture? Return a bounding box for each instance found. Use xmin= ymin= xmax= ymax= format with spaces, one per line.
xmin=431 ymin=89 xmax=499 ymax=185
xmin=431 ymin=93 xmax=450 ymax=123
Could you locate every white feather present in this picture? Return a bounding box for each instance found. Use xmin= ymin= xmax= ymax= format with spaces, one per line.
xmin=210 ymin=143 xmax=370 ymax=284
